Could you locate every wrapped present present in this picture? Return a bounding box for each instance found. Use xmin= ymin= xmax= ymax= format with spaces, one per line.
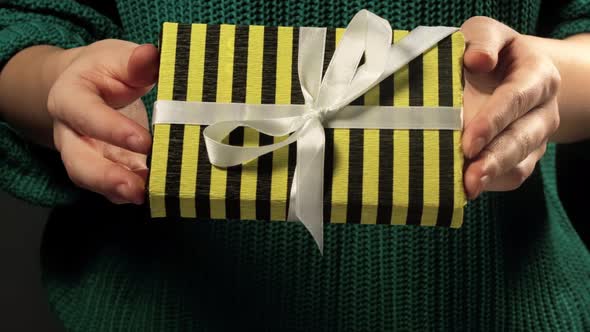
xmin=147 ymin=10 xmax=467 ymax=250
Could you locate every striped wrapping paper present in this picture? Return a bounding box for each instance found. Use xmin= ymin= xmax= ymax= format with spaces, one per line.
xmin=148 ymin=22 xmax=467 ymax=227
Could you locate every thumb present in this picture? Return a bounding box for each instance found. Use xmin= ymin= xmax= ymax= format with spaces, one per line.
xmin=461 ymin=16 xmax=517 ymax=73
xmin=126 ymin=43 xmax=159 ymax=88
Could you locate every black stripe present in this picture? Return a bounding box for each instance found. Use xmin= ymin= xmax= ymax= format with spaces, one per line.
xmin=437 ymin=37 xmax=454 ymax=107
xmin=436 ymin=36 xmax=455 ymax=227
xmin=225 ymin=128 xmax=244 ymax=220
xmin=322 ymin=28 xmax=336 ymax=77
xmin=351 ymin=51 xmax=365 ymax=105
xmin=172 ymin=24 xmax=191 ymax=101
xmin=379 ymin=75 xmax=394 ymax=106
xmin=346 ymin=129 xmax=363 ymax=224
xmin=255 ymin=26 xmax=277 ymax=220
xmin=323 ymin=128 xmax=334 ymax=223
xmin=291 ymin=28 xmax=305 ymax=105
xmin=195 ymin=24 xmax=221 ymax=219
xmin=225 ymin=26 xmax=250 ymax=220
xmin=376 ymin=129 xmax=394 ymax=224
xmin=285 ymin=28 xmax=300 ymax=219
xmin=231 ymin=26 xmax=249 ymax=104
xmin=196 ymin=126 xmax=212 ymax=218
xmin=202 ymin=25 xmax=220 ymax=102
xmin=285 ymin=142 xmax=297 ymax=218
xmin=406 ymin=55 xmax=424 ymax=225
xmin=164 ymin=124 xmax=185 ymax=218
xmin=350 ymin=95 xmax=364 ymax=105
xmin=261 ymin=26 xmax=277 ymax=104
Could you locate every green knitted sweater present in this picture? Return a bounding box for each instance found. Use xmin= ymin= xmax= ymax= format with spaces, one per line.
xmin=1 ymin=0 xmax=590 ymax=331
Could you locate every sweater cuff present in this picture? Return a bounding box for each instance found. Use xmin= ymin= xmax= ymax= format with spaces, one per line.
xmin=550 ymin=17 xmax=590 ymax=40
xmin=0 ymin=22 xmax=91 ymax=207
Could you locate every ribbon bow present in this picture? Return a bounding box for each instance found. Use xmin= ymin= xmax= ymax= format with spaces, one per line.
xmin=199 ymin=10 xmax=458 ymax=252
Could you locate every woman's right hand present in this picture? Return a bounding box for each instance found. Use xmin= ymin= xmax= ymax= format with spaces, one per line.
xmin=47 ymin=40 xmax=159 ymax=205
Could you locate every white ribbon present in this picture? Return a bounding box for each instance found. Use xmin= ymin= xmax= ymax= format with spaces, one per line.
xmin=153 ymin=10 xmax=459 ymax=253
xmin=153 ymin=101 xmax=462 ymax=130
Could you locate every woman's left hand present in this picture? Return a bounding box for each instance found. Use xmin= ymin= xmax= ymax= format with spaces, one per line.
xmin=460 ymin=17 xmax=561 ymax=199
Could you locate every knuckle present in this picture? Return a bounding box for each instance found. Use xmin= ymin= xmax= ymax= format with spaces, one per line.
xmin=547 ymin=67 xmax=562 ymax=95
xmin=488 ymin=110 xmax=507 ymax=139
xmin=463 ymin=16 xmax=495 ymax=28
xmin=513 ymin=163 xmax=534 ymax=186
xmin=512 ymin=128 xmax=533 ymax=160
xmin=501 ymin=126 xmax=532 ymax=164
xmin=482 ymin=147 xmax=502 ymax=177
xmin=71 ymin=112 xmax=90 ymax=135
xmin=59 ymin=153 xmax=84 ymax=189
xmin=538 ymin=142 xmax=548 ymax=156
xmin=46 ymin=89 xmax=60 ymax=118
xmin=64 ymin=164 xmax=83 ymax=188
xmin=103 ymin=163 xmax=123 ymax=186
xmin=550 ymin=106 xmax=561 ymax=133
xmin=508 ymin=87 xmax=530 ymax=115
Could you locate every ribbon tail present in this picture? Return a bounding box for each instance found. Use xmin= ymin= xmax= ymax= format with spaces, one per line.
xmin=294 ymin=118 xmax=326 ymax=253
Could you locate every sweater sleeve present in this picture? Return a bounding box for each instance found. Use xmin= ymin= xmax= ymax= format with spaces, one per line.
xmin=539 ymin=0 xmax=590 ymax=39
xmin=0 ymin=0 xmax=122 ymax=207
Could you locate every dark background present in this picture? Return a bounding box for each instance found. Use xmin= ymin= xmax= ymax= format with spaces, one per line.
xmin=0 ymin=190 xmax=64 ymax=332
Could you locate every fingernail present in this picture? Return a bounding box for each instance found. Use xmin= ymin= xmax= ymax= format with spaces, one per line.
xmin=470 ymin=138 xmax=486 ymax=158
xmin=127 ymin=135 xmax=143 ymax=152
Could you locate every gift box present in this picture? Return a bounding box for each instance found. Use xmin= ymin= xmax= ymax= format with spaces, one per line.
xmin=147 ymin=12 xmax=467 ymax=235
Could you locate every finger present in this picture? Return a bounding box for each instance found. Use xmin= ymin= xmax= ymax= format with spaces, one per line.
xmin=461 ymin=16 xmax=517 ymax=73
xmin=462 ymin=64 xmax=560 ymax=158
xmin=80 ymin=42 xmax=159 ymax=108
xmin=119 ymin=99 xmax=150 ymax=131
xmin=463 ymin=103 xmax=558 ymax=199
xmin=48 ymin=84 xmax=152 ymax=154
xmin=126 ymin=43 xmax=159 ymax=88
xmin=55 ymin=122 xmax=146 ymax=205
xmin=102 ymin=143 xmax=148 ymax=173
xmin=483 ymin=143 xmax=546 ymax=192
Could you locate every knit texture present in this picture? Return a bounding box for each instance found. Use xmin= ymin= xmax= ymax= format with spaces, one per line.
xmin=1 ymin=0 xmax=589 ymax=331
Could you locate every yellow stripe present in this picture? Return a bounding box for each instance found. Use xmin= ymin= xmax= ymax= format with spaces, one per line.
xmin=179 ymin=125 xmax=200 ymax=217
xmin=392 ymin=30 xmax=409 ymax=225
xmin=420 ymin=44 xmax=440 ymax=226
xmin=177 ymin=23 xmax=206 ymax=218
xmin=240 ymin=25 xmax=264 ymax=220
xmin=364 ymin=85 xmax=380 ymax=106
xmin=361 ymin=129 xmax=379 ymax=224
xmin=335 ymin=28 xmax=345 ymax=45
xmin=360 ymin=84 xmax=379 ymax=224
xmin=208 ymin=25 xmax=236 ymax=219
xmin=331 ymin=129 xmax=349 ymax=223
xmin=157 ymin=23 xmax=178 ymax=101
xmin=186 ymin=24 xmax=207 ymax=102
xmin=451 ymin=32 xmax=465 ymax=109
xmin=150 ymin=22 xmax=177 ymax=217
xmin=392 ymin=131 xmax=409 ymax=225
xmin=331 ymin=28 xmax=349 ymax=223
xmin=270 ymin=26 xmax=293 ymax=221
xmin=149 ymin=125 xmax=171 ymax=217
xmin=451 ymin=32 xmax=467 ymax=227
xmin=215 ymin=25 xmax=236 ymax=103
